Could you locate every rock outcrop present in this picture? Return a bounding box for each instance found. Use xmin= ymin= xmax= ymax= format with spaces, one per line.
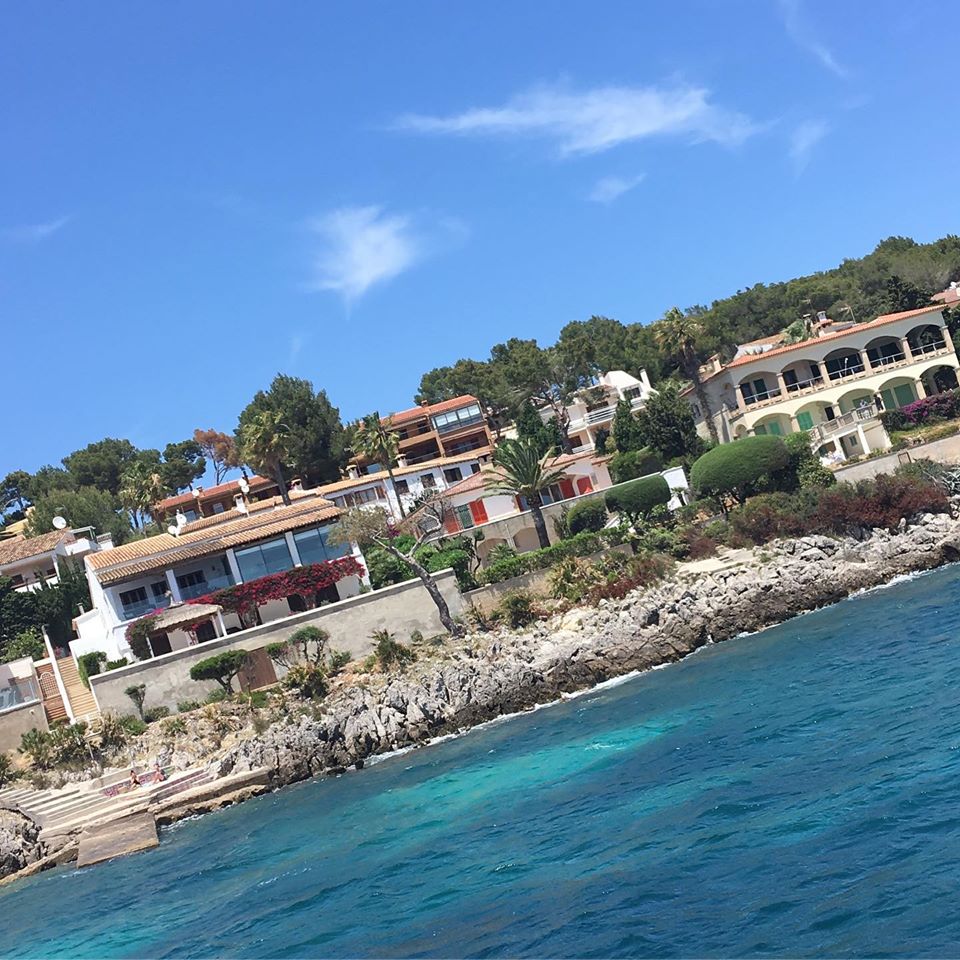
xmin=218 ymin=511 xmax=956 ymax=786
xmin=0 ymin=809 xmax=42 ymax=879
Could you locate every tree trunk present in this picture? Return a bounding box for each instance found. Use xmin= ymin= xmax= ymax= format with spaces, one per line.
xmin=273 ymin=460 xmax=291 ymax=505
xmin=381 ymin=541 xmax=464 ymax=637
xmin=385 ymin=464 xmax=407 ymax=519
xmin=530 ymin=495 xmax=551 ymax=549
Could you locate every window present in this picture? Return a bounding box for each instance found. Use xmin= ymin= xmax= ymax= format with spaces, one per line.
xmin=623 ymin=386 xmax=641 ymax=400
xmin=119 ymin=586 xmax=147 ymax=608
xmin=445 ymin=435 xmax=486 ymax=455
xmin=470 ymin=463 xmax=481 ymax=475
xmin=234 ymin=537 xmax=293 ymax=582
xmin=194 ymin=621 xmax=217 ymax=643
xmin=421 ymin=474 xmax=437 ymax=490
xmin=176 ymin=570 xmax=207 ymax=591
xmin=395 ymin=479 xmax=409 ymax=495
xmin=212 ymin=502 xmax=225 ymax=514
xmin=150 ymin=581 xmax=167 ymax=600
xmin=431 ymin=404 xmax=483 ymax=434
xmin=338 ymin=485 xmax=386 ymax=508
xmin=183 ymin=509 xmax=199 ymax=522
xmin=294 ymin=526 xmax=349 ymax=564
xmin=455 ymin=505 xmax=474 ymax=529
xmin=443 ymin=467 xmax=463 ymax=484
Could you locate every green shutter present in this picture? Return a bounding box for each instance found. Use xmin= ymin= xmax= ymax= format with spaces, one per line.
xmin=767 ymin=421 xmax=783 ymax=436
xmin=880 ymin=390 xmax=895 ymax=412
xmin=796 ymin=411 xmax=814 ymax=430
xmin=754 ymin=423 xmax=767 ymax=435
xmin=893 ymin=384 xmax=916 ymax=408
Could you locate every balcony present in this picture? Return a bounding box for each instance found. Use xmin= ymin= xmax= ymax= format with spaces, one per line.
xmin=435 ymin=413 xmax=485 ymax=435
xmin=178 ymin=574 xmax=235 ymax=601
xmin=120 ymin=595 xmax=171 ymax=623
xmin=810 ymin=402 xmax=880 ymax=443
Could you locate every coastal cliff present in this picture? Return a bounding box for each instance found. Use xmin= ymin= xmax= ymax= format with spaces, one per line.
xmin=218 ymin=511 xmax=958 ymax=785
xmin=3 ymin=512 xmax=957 ymax=881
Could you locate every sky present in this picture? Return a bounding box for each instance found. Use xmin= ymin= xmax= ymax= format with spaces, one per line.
xmin=2 ymin=1 xmax=959 ymax=478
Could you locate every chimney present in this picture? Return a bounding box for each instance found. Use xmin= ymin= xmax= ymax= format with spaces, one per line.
xmin=289 ymin=476 xmax=303 ymax=494
xmin=396 ymin=454 xmax=408 ymax=469
xmin=175 ymin=510 xmax=188 ymax=531
xmin=817 ymin=311 xmax=827 ymax=322
xmin=347 ymin=464 xmax=360 ymax=480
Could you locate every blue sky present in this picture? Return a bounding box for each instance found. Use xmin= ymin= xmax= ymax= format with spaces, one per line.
xmin=3 ymin=1 xmax=959 ymax=478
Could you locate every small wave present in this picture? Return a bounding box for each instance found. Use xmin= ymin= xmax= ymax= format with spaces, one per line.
xmin=850 ymin=567 xmax=938 ymax=598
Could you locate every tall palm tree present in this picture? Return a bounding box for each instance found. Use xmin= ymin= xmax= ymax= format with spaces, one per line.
xmin=238 ymin=410 xmax=292 ymax=505
xmin=119 ymin=462 xmax=166 ymax=529
xmin=484 ymin=437 xmax=567 ymax=549
xmin=654 ymin=306 xmax=719 ymax=444
xmin=352 ymin=412 xmax=406 ymax=518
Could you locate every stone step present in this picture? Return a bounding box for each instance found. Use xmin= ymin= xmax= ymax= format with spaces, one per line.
xmin=76 ymin=811 xmax=159 ymax=869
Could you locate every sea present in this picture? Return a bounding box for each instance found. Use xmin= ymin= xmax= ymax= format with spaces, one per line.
xmin=3 ymin=564 xmax=960 ymax=958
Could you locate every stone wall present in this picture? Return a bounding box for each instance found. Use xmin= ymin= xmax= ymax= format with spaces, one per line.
xmin=835 ymin=431 xmax=960 ymax=482
xmin=464 ymin=544 xmax=634 ymax=615
xmin=0 ymin=701 xmax=49 ymax=753
xmin=90 ymin=570 xmax=463 ymax=714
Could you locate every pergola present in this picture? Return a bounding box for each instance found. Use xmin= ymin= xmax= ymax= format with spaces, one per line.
xmin=143 ymin=602 xmax=227 ymax=654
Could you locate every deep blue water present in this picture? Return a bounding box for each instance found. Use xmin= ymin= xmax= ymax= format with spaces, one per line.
xmin=4 ymin=566 xmax=960 ymax=958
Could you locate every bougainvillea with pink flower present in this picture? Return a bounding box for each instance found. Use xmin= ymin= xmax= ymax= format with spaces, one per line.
xmin=187 ymin=556 xmax=365 ymax=625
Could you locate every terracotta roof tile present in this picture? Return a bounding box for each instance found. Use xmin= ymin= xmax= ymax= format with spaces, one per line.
xmin=89 ymin=499 xmax=341 ymax=584
xmin=155 ymin=476 xmax=276 ymax=511
xmin=385 ymin=395 xmax=481 ymax=427
xmin=0 ymin=531 xmax=68 ymax=568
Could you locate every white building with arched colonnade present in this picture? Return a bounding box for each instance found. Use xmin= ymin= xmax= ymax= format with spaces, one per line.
xmin=685 ymin=305 xmax=960 ymax=460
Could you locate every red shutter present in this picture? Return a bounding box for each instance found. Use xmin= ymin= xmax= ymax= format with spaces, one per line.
xmin=577 ymin=477 xmax=593 ymax=494
xmin=469 ymin=499 xmax=488 ymax=523
xmin=444 ymin=513 xmax=460 ymax=534
xmin=559 ymin=479 xmax=575 ymax=500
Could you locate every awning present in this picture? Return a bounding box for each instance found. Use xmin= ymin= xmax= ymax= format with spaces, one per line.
xmin=149 ymin=603 xmax=222 ymax=633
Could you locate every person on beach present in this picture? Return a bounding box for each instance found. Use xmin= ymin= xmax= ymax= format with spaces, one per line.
xmin=153 ymin=760 xmax=166 ymax=782
xmin=129 ymin=768 xmax=141 ymax=788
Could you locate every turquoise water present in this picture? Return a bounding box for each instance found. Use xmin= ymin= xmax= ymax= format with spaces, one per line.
xmin=4 ymin=566 xmax=960 ymax=958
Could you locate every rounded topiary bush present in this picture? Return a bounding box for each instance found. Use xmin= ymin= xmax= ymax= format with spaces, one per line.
xmin=690 ymin=435 xmax=790 ymax=503
xmin=565 ymin=498 xmax=608 ymax=536
xmin=605 ymin=475 xmax=671 ymax=524
xmin=608 ymin=447 xmax=664 ymax=484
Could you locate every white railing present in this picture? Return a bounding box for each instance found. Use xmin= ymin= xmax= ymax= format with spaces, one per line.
xmin=810 ymin=402 xmax=880 ymax=442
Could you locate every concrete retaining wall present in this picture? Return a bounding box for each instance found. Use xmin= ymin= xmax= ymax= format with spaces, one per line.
xmin=463 ymin=544 xmax=633 ymax=615
xmin=0 ymin=701 xmax=48 ymax=754
xmin=90 ymin=570 xmax=463 ymax=714
xmin=834 ymin=431 xmax=960 ymax=482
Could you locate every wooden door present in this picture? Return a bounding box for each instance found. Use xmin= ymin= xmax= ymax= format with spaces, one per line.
xmin=238 ymin=648 xmax=278 ymax=691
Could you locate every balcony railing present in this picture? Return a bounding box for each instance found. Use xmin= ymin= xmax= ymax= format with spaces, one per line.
xmin=0 ymin=678 xmax=40 ymax=712
xmin=911 ymin=340 xmax=948 ymax=356
xmin=434 ymin=413 xmax=485 ymax=435
xmin=178 ymin=574 xmax=235 ymax=601
xmin=121 ymin=596 xmax=171 ymax=622
xmin=810 ymin=402 xmax=880 ymax=443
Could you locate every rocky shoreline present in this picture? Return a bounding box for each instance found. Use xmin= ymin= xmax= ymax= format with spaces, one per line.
xmin=3 ymin=511 xmax=959 ymax=884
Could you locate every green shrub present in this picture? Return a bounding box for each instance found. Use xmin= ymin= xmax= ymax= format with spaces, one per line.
xmin=98 ymin=713 xmax=129 ymax=750
xmin=144 ymin=706 xmax=170 ymax=724
xmin=105 ymin=658 xmax=128 ymax=671
xmin=585 ymin=553 xmax=673 ymax=604
xmin=161 ymin=716 xmax=187 ymax=737
xmin=486 ymin=543 xmax=518 ymax=565
xmin=281 ymin=663 xmax=329 ymax=699
xmin=2 ymin=629 xmax=45 ymax=664
xmin=609 ymin=447 xmax=664 ymax=484
xmin=78 ymin=651 xmax=107 ymax=688
xmin=177 ymin=699 xmax=201 ymax=713
xmin=499 ymin=590 xmax=538 ymax=628
xmin=19 ymin=722 xmax=89 ymax=770
xmin=189 ymin=650 xmax=251 ymax=693
xmin=777 ymin=431 xmax=836 ymax=490
xmin=690 ymin=435 xmax=791 ymax=504
xmin=605 ymin=476 xmax=672 ymax=526
xmin=328 ymin=650 xmax=352 ymax=675
xmin=117 ymin=714 xmax=147 ymax=736
xmin=205 ymin=688 xmax=228 ymax=704
xmin=566 ymin=498 xmax=608 ymax=536
xmin=880 ymin=408 xmax=908 ymax=432
xmin=371 ymin=630 xmax=417 ymax=670
xmin=0 ymin=753 xmax=12 ymax=786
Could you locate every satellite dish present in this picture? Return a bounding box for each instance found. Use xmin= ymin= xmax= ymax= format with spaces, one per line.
xmin=52 ymin=516 xmax=68 ymax=530
xmin=167 ymin=525 xmax=179 ymax=537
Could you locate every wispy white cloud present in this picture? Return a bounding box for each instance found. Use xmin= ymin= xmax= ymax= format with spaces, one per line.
xmin=789 ymin=119 xmax=830 ymax=172
xmin=395 ymin=82 xmax=757 ymax=156
xmin=2 ymin=216 xmax=70 ymax=243
xmin=306 ymin=205 xmax=455 ymax=302
xmin=588 ymin=173 xmax=646 ymax=204
xmin=779 ymin=0 xmax=847 ymax=77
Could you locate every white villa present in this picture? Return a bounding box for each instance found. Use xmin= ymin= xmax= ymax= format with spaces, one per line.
xmin=685 ymin=305 xmax=960 ymax=460
xmin=317 ymin=450 xmax=492 ymax=522
xmin=0 ymin=527 xmax=110 ymax=593
xmin=545 ymin=370 xmax=657 ymax=453
xmin=76 ymin=490 xmax=367 ymax=663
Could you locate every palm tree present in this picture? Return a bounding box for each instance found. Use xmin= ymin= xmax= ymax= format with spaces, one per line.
xmin=655 ymin=307 xmax=718 ymax=444
xmin=484 ymin=437 xmax=567 ymax=549
xmin=119 ymin=462 xmax=166 ymax=529
xmin=238 ymin=410 xmax=292 ymax=505
xmin=352 ymin=412 xmax=406 ymax=518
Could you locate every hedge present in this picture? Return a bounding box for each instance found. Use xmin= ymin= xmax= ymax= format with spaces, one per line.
xmin=477 ymin=528 xmax=628 ymax=585
xmin=566 ymin=498 xmax=608 ymax=536
xmin=604 ymin=475 xmax=671 ymax=523
xmin=690 ymin=435 xmax=790 ymax=503
xmin=880 ymin=390 xmax=960 ymax=432
xmin=608 ymin=448 xmax=664 ymax=484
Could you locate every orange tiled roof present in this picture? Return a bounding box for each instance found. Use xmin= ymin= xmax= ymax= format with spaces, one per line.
xmin=725 ymin=305 xmax=945 ymax=369
xmin=0 ymin=530 xmax=68 ymax=567
xmin=88 ymin=498 xmax=341 ymax=585
xmin=154 ymin=476 xmax=275 ymax=511
xmin=385 ymin=395 xmax=481 ymax=427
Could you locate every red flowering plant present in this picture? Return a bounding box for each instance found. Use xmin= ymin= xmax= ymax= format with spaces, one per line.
xmin=187 ymin=556 xmax=365 ymax=628
xmin=125 ymin=611 xmax=163 ymax=661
